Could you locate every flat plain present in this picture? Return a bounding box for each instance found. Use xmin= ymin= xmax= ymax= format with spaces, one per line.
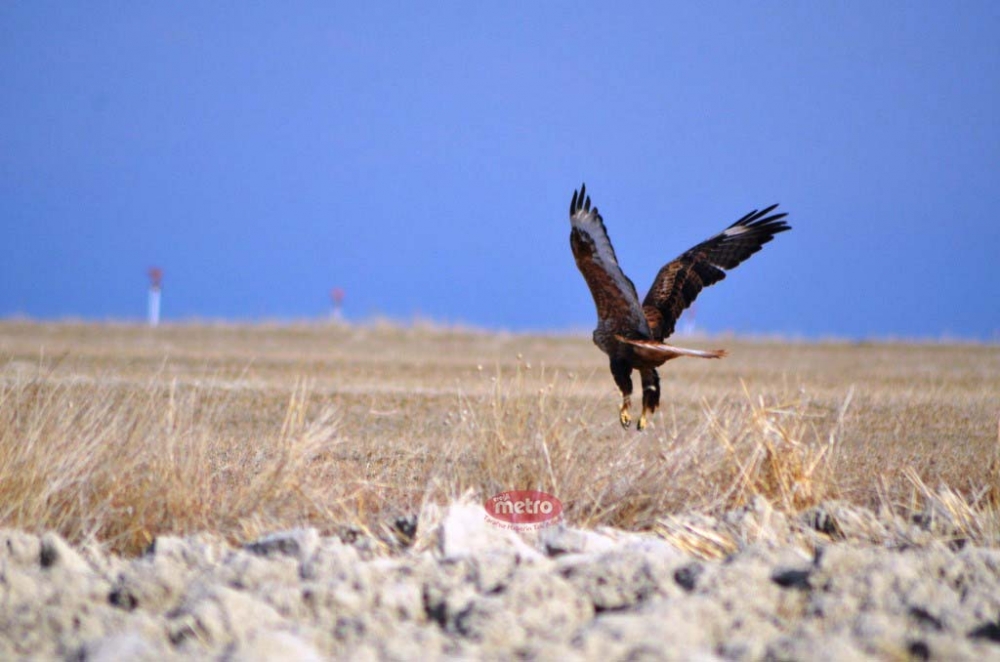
xmin=1 ymin=320 xmax=997 ymax=554
xmin=4 ymin=321 xmax=1000 ymax=659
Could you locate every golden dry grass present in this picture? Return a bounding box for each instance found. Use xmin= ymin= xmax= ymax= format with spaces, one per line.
xmin=1 ymin=320 xmax=998 ymax=555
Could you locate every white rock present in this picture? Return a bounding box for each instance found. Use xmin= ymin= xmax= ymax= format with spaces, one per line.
xmin=438 ymin=502 xmax=544 ymax=562
xmin=244 ymin=528 xmax=320 ymax=561
xmin=234 ymin=630 xmax=324 ymax=662
xmin=82 ymin=631 xmax=165 ymax=662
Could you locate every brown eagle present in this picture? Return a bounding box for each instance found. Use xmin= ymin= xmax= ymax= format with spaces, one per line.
xmin=569 ymin=184 xmax=790 ymax=430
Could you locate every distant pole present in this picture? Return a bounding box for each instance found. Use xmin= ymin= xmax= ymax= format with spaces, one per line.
xmin=148 ymin=267 xmax=163 ymax=327
xmin=330 ymin=287 xmax=345 ymax=321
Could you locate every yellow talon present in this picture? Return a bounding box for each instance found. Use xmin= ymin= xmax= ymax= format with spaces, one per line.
xmin=619 ymin=407 xmax=631 ymax=428
xmin=637 ymin=413 xmax=648 ymax=431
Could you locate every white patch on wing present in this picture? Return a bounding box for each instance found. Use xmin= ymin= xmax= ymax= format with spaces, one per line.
xmin=572 ymin=210 xmax=618 ymax=265
xmin=724 ymin=225 xmax=750 ymax=236
xmin=571 ymin=209 xmax=637 ymax=303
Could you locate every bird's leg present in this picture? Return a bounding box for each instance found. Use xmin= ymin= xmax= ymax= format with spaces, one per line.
xmin=610 ymin=359 xmax=634 ymax=429
xmin=620 ymin=394 xmax=632 ymax=428
xmin=638 ymin=368 xmax=661 ymax=431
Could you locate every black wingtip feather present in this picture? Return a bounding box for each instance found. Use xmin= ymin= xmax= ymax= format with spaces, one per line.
xmin=571 ymin=183 xmax=589 ymax=217
xmin=730 ymin=204 xmax=792 ymax=233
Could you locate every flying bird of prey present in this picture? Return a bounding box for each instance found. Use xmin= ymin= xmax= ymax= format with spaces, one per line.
xmin=569 ymin=184 xmax=791 ymax=430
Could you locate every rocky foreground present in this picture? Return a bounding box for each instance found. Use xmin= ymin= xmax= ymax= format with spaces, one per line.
xmin=3 ymin=499 xmax=1000 ymax=661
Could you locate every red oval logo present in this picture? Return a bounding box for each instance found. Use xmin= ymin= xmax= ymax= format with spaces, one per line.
xmin=484 ymin=490 xmax=563 ymax=528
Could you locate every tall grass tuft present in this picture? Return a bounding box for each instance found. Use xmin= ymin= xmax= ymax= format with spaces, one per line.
xmin=0 ymin=363 xmax=338 ymax=555
xmin=427 ymin=363 xmax=846 ymax=531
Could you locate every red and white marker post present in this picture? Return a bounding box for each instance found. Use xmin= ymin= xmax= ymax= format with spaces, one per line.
xmin=330 ymin=287 xmax=345 ymax=321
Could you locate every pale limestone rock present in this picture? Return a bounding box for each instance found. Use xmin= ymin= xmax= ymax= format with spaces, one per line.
xmin=167 ymin=584 xmax=288 ymax=653
xmin=40 ymin=531 xmax=92 ymax=574
xmin=5 ymin=501 xmax=1000 ymax=660
xmin=557 ymin=539 xmax=689 ymax=612
xmin=80 ymin=629 xmax=167 ymax=662
xmin=539 ymin=522 xmax=619 ymax=556
xmin=233 ymin=629 xmax=325 ymax=662
xmin=244 ymin=527 xmax=320 ymax=561
xmin=0 ymin=529 xmax=42 ymax=567
xmin=437 ymin=502 xmax=544 ymax=563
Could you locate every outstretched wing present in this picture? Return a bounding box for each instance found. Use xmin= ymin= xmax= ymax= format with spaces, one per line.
xmin=569 ymin=184 xmax=649 ymax=337
xmin=642 ymin=204 xmax=791 ymax=340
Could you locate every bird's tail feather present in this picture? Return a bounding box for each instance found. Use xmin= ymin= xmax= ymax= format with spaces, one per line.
xmin=615 ymin=336 xmax=728 ymax=361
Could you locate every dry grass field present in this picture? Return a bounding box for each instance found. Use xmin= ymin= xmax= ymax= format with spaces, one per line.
xmin=1 ymin=320 xmax=998 ymax=556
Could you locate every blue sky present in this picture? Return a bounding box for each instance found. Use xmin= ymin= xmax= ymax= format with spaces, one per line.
xmin=2 ymin=3 xmax=998 ymax=339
